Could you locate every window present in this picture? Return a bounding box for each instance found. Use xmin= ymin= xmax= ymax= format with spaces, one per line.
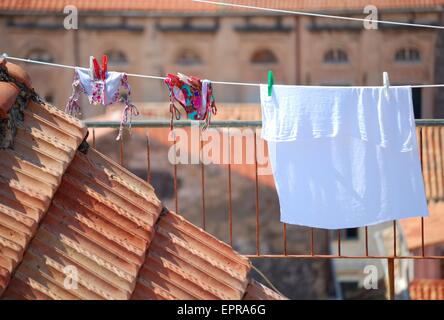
xmin=105 ymin=50 xmax=128 ymax=65
xmin=324 ymin=49 xmax=348 ymax=64
xmin=176 ymin=49 xmax=202 ymax=66
xmin=251 ymin=49 xmax=278 ymax=64
xmin=395 ymin=48 xmax=421 ymax=63
xmin=345 ymin=228 xmax=359 ymax=240
xmin=25 ymin=49 xmax=54 ymax=63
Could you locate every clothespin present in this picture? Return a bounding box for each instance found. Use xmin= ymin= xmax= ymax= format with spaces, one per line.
xmin=89 ymin=56 xmax=95 ymax=79
xmin=177 ymin=72 xmax=191 ymax=85
xmin=268 ymin=70 xmax=274 ymax=97
xmin=383 ymin=71 xmax=390 ymax=98
xmin=0 ymin=53 xmax=7 ymax=64
xmin=101 ymin=55 xmax=108 ymax=81
xmin=89 ymin=56 xmax=101 ymax=80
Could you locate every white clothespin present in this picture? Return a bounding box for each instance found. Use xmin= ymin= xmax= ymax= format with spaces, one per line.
xmin=177 ymin=72 xmax=191 ymax=85
xmin=383 ymin=71 xmax=390 ymax=98
xmin=89 ymin=56 xmax=95 ymax=80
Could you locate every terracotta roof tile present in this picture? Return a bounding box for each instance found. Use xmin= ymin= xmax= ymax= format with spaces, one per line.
xmin=0 ymin=63 xmax=87 ymax=296
xmin=410 ymin=279 xmax=444 ymax=300
xmin=419 ymin=126 xmax=444 ymax=202
xmin=243 ymin=279 xmax=287 ymax=300
xmin=132 ymin=211 xmax=251 ymax=300
xmin=2 ymin=149 xmax=163 ymax=300
xmin=0 ymin=82 xmax=18 ymax=119
xmin=1 ymin=0 xmax=444 ymax=13
xmin=0 ymin=62 xmax=283 ymax=300
xmin=400 ymin=202 xmax=444 ymax=250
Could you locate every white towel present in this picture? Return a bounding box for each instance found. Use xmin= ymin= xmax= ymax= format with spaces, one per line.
xmin=261 ymin=85 xmax=428 ymax=229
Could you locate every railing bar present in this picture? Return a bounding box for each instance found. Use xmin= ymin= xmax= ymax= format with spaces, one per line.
xmin=283 ymin=224 xmax=287 ymax=256
xmin=254 ymin=132 xmax=260 ymax=256
xmin=92 ymin=128 xmax=96 ymax=148
xmin=146 ymin=130 xmax=151 ymax=184
xmin=419 ymin=127 xmax=425 ymax=257
xmin=393 ymin=221 xmax=397 ymax=257
xmin=119 ymin=137 xmax=124 ymax=166
xmin=387 ymin=258 xmax=396 ymax=300
xmin=200 ymin=128 xmax=206 ymax=231
xmin=438 ymin=125 xmax=444 ymax=200
xmin=172 ymin=130 xmax=179 ymax=213
xmin=421 ymin=218 xmax=425 ymax=257
xmin=440 ymin=126 xmax=444 ymax=199
xmin=337 ymin=230 xmax=341 ymax=256
xmin=365 ymin=226 xmax=369 ymax=256
xmin=310 ymin=228 xmax=314 ymax=256
xmin=83 ymin=119 xmax=444 ymax=128
xmin=227 ymin=128 xmax=233 ymax=246
xmin=432 ymin=126 xmax=439 ymax=200
xmin=245 ymin=254 xmax=444 ymax=259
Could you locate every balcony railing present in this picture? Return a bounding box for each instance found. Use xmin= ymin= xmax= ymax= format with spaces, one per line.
xmin=84 ymin=119 xmax=444 ymax=299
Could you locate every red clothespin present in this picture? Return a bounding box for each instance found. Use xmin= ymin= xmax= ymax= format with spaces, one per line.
xmin=89 ymin=56 xmax=101 ymax=80
xmin=101 ymin=55 xmax=108 ymax=80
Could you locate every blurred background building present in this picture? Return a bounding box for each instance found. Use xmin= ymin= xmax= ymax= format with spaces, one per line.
xmin=1 ymin=0 xmax=444 ymax=300
xmin=1 ymin=0 xmax=444 ymax=118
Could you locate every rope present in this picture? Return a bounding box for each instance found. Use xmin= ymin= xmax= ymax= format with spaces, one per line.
xmin=4 ymin=53 xmax=444 ymax=89
xmin=251 ymin=264 xmax=285 ymax=297
xmin=193 ymin=0 xmax=444 ymax=30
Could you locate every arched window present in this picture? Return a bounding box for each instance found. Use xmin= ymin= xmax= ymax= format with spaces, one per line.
xmin=25 ymin=49 xmax=54 ymax=63
xmin=251 ymin=49 xmax=278 ymax=64
xmin=105 ymin=50 xmax=128 ymax=65
xmin=395 ymin=48 xmax=421 ymax=63
xmin=324 ymin=49 xmax=349 ymax=64
xmin=176 ymin=49 xmax=202 ymax=66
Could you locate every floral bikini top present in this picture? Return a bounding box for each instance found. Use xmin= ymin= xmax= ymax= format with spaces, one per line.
xmin=66 ymin=55 xmax=138 ymax=140
xmin=164 ymin=73 xmax=217 ymax=129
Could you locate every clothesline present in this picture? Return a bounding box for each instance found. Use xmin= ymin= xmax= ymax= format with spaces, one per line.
xmin=3 ymin=54 xmax=444 ymax=89
xmin=192 ymin=0 xmax=444 ymax=30
xmin=2 ymin=55 xmax=259 ymax=87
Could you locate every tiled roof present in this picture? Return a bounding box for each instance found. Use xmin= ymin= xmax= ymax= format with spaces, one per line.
xmin=0 ymin=0 xmax=444 ymax=13
xmin=132 ymin=211 xmax=251 ymax=300
xmin=419 ymin=126 xmax=444 ymax=202
xmin=410 ymin=279 xmax=444 ymax=300
xmin=3 ymin=149 xmax=162 ymax=300
xmin=400 ymin=202 xmax=444 ymax=250
xmin=0 ymin=62 xmax=284 ymax=300
xmin=243 ymin=279 xmax=287 ymax=300
xmin=0 ymin=60 xmax=87 ymax=295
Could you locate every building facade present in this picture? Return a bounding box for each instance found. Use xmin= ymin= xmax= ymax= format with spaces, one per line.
xmin=1 ymin=1 xmax=444 ymax=118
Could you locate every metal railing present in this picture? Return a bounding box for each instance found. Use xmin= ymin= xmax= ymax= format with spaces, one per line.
xmin=84 ymin=119 xmax=444 ymax=299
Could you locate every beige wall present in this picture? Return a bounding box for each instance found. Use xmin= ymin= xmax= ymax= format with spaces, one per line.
xmin=0 ymin=12 xmax=440 ymax=118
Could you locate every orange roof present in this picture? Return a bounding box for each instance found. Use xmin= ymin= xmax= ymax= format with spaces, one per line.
xmin=1 ymin=0 xmax=444 ymax=13
xmin=244 ymin=279 xmax=287 ymax=300
xmin=400 ymin=202 xmax=444 ymax=250
xmin=132 ymin=212 xmax=251 ymax=300
xmin=0 ymin=61 xmax=284 ymax=300
xmin=0 ymin=59 xmax=87 ymax=295
xmin=3 ymin=149 xmax=163 ymax=299
xmin=410 ymin=279 xmax=444 ymax=300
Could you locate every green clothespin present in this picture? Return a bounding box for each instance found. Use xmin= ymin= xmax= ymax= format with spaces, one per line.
xmin=268 ymin=70 xmax=274 ymax=97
